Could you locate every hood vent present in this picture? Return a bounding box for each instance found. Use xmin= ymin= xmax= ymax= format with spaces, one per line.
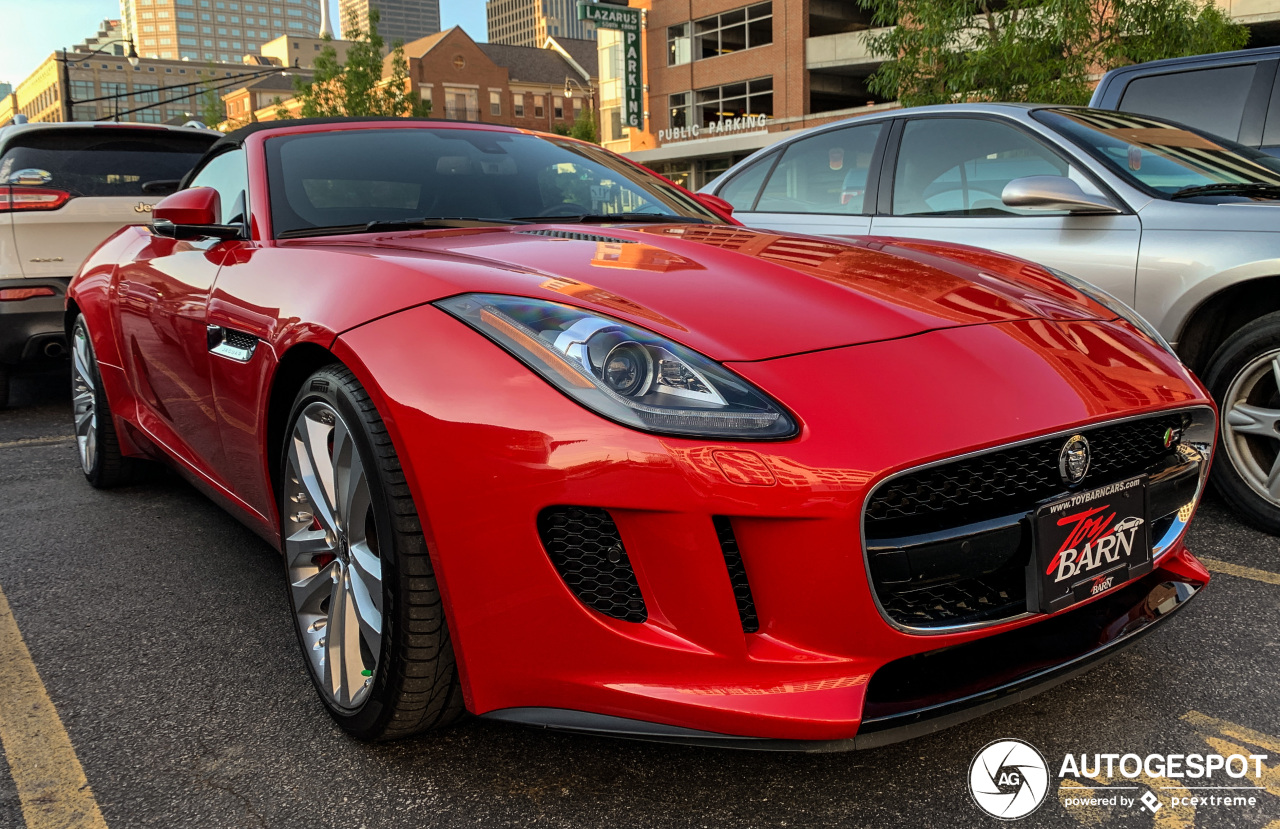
xmin=517 ymin=229 xmax=637 ymax=244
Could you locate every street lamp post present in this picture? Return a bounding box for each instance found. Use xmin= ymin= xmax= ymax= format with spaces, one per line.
xmin=58 ymin=39 xmax=140 ymax=122
xmin=563 ymin=75 xmax=596 ymax=139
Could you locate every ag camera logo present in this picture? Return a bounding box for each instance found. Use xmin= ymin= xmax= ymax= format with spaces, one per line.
xmin=969 ymin=739 xmax=1050 ymax=820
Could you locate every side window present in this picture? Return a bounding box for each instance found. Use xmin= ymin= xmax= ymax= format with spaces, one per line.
xmin=1120 ymin=65 xmax=1255 ymax=142
xmin=716 ymin=152 xmax=774 ymax=211
xmin=755 ymin=123 xmax=883 ymax=214
xmin=892 ymin=118 xmax=1095 ymax=217
xmin=188 ymin=148 xmax=248 ymax=225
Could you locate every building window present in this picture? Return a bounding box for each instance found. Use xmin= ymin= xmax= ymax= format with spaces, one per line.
xmin=534 ymin=95 xmax=544 ymax=118
xmin=669 ymin=92 xmax=690 ymax=129
xmin=693 ymin=2 xmax=772 ymax=61
xmin=693 ymin=77 xmax=773 ymax=128
xmin=553 ymin=96 xmax=563 ymax=119
xmin=513 ymin=92 xmax=524 ymax=117
xmin=667 ymin=24 xmax=690 ymax=66
xmin=490 ymin=90 xmax=501 ymax=116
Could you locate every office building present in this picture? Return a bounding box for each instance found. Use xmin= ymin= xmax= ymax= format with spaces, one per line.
xmin=118 ymin=0 xmax=323 ymax=64
xmin=338 ymin=0 xmax=441 ymax=44
xmin=487 ymin=0 xmax=596 ymax=48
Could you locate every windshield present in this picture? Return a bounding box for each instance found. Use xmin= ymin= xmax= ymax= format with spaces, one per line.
xmin=1035 ymin=108 xmax=1280 ymax=198
xmin=264 ymin=127 xmax=719 ymax=237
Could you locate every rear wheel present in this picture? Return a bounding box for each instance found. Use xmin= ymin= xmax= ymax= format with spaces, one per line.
xmin=0 ymin=364 xmax=9 ymax=409
xmin=1206 ymin=312 xmax=1280 ymax=535
xmin=70 ymin=315 xmax=138 ymax=488
xmin=282 ymin=365 xmax=463 ymax=740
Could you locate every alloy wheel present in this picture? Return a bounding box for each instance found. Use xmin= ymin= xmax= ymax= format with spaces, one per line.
xmin=71 ymin=325 xmax=97 ymax=475
xmin=284 ymin=401 xmax=383 ymax=711
xmin=1222 ymin=348 xmax=1280 ymax=505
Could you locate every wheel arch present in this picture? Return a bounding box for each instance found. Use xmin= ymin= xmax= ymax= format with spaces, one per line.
xmin=265 ymin=341 xmax=341 ymax=518
xmin=1177 ymin=274 xmax=1280 ymax=374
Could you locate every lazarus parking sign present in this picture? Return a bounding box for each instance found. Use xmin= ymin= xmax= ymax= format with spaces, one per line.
xmin=579 ymin=1 xmax=643 ymax=128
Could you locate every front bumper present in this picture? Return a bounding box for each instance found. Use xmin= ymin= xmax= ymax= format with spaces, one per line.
xmin=334 ymin=306 xmax=1214 ymax=744
xmin=0 ymin=277 xmax=71 ymax=365
xmin=483 ymin=563 xmax=1205 ymax=750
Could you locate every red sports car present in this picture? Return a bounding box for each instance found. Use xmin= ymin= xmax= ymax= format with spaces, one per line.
xmin=67 ymin=118 xmax=1216 ymax=748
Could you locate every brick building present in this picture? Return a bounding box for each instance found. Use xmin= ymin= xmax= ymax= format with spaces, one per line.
xmin=216 ymin=27 xmax=600 ymax=131
xmin=400 ymin=28 xmax=597 ymax=131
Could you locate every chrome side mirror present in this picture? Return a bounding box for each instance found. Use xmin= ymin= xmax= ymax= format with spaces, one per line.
xmin=8 ymin=168 xmax=52 ymax=187
xmin=1002 ymin=176 xmax=1122 ymax=215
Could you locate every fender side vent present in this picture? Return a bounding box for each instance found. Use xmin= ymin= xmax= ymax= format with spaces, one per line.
xmin=537 ymin=506 xmax=646 ymax=623
xmin=713 ymin=516 xmax=759 ymax=633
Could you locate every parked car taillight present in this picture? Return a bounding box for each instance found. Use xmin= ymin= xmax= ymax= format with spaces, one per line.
xmin=0 ymin=187 xmax=71 ymax=212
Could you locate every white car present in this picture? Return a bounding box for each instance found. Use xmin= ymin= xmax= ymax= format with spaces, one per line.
xmin=0 ymin=121 xmax=216 ymax=406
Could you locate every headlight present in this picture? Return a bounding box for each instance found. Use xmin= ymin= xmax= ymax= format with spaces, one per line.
xmin=436 ymin=293 xmax=798 ymax=440
xmin=1046 ymin=267 xmax=1178 ymax=358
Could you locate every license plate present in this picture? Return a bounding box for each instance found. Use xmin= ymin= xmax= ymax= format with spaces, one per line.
xmin=1028 ymin=476 xmax=1152 ymax=614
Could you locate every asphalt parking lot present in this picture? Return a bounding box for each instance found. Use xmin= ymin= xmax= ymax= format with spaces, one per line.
xmin=0 ymin=368 xmax=1277 ymax=829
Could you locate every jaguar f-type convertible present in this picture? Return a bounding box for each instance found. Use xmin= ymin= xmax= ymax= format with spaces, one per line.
xmin=67 ymin=118 xmax=1215 ymax=749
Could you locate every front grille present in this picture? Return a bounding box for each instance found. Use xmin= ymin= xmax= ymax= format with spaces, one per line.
xmin=864 ymin=411 xmax=1197 ymax=630
xmin=713 ymin=517 xmax=759 ymax=633
xmin=866 ymin=413 xmax=1188 ymax=538
xmin=537 ymin=506 xmax=646 ymax=623
xmin=877 ymin=573 xmax=1024 ymax=628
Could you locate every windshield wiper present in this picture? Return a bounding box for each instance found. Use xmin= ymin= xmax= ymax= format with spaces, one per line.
xmin=277 ymin=217 xmax=526 ymax=239
xmin=513 ymin=212 xmax=709 ymax=225
xmin=1169 ymin=183 xmax=1280 ymax=200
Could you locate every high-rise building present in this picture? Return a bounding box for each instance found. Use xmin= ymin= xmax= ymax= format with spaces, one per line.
xmin=487 ymin=0 xmax=596 ymax=48
xmin=118 ymin=0 xmax=323 ymax=64
xmin=338 ymin=0 xmax=441 ymax=45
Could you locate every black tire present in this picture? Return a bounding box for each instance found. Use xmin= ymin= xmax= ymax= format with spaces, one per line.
xmin=281 ymin=364 xmax=463 ymax=740
xmin=71 ymin=315 xmax=139 ymax=488
xmin=1205 ymin=311 xmax=1280 ymax=535
xmin=0 ymin=364 xmax=9 ymax=409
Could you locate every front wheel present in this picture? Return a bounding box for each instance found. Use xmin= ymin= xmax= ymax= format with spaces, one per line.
xmin=1206 ymin=311 xmax=1280 ymax=535
xmin=70 ymin=315 xmax=139 ymax=488
xmin=281 ymin=365 xmax=463 ymax=740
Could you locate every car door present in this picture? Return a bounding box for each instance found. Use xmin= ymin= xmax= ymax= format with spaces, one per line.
xmin=716 ymin=121 xmax=887 ymax=237
xmin=869 ymin=116 xmax=1142 ymax=304
xmin=113 ymin=148 xmax=248 ymax=483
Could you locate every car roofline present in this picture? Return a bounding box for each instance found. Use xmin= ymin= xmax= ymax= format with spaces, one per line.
xmin=207 ymin=116 xmax=528 ymax=153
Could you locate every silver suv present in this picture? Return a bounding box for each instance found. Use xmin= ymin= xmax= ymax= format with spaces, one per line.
xmin=703 ymin=104 xmax=1280 ymax=534
xmin=0 ymin=122 xmax=216 ymax=406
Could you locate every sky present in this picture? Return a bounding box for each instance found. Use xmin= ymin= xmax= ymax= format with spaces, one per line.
xmin=0 ymin=0 xmax=488 ymax=87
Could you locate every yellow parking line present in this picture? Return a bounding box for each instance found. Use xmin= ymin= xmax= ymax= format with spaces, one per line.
xmin=0 ymin=584 xmax=108 ymax=829
xmin=1199 ymin=558 xmax=1280 ymax=587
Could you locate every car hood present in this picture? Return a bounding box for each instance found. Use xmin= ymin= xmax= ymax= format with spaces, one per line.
xmin=297 ymin=223 xmax=1111 ymax=362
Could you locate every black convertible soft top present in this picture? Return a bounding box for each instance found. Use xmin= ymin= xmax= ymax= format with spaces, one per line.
xmin=207 ymin=116 xmax=518 ymax=152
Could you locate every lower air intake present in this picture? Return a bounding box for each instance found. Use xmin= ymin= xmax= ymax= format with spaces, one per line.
xmin=537 ymin=506 xmax=647 ymax=623
xmin=713 ymin=517 xmax=760 ymax=633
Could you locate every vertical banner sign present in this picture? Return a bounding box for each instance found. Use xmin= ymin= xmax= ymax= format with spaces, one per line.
xmin=578 ymin=2 xmax=643 ymax=128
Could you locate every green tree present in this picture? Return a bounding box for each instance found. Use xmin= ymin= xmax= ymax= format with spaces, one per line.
xmin=285 ymin=7 xmax=430 ymax=118
xmin=858 ymin=0 xmax=1248 ymax=107
xmin=198 ymin=63 xmax=227 ymax=127
xmin=569 ymin=107 xmax=599 ymax=144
